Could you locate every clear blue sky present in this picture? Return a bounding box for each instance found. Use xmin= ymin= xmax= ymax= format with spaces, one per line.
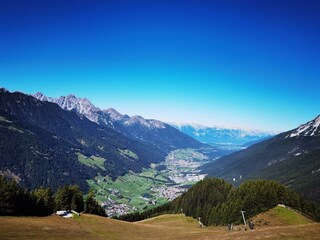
xmin=0 ymin=0 xmax=319 ymax=132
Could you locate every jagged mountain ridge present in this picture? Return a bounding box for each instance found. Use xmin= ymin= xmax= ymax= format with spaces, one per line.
xmin=201 ymin=115 xmax=320 ymax=202
xmin=33 ymin=92 xmax=206 ymax=152
xmin=0 ymin=88 xmax=166 ymax=190
xmin=170 ymin=122 xmax=274 ymax=145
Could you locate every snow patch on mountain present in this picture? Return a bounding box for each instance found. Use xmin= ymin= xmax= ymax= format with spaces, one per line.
xmin=171 ymin=122 xmax=274 ymax=135
xmin=287 ymin=115 xmax=320 ymax=138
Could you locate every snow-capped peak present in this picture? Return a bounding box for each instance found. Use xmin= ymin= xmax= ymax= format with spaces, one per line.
xmin=288 ymin=115 xmax=320 ymax=138
xmin=168 ymin=122 xmax=274 ymax=145
xmin=169 ymin=122 xmax=274 ymax=136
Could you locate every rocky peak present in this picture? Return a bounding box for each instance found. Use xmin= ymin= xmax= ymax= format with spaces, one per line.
xmin=148 ymin=119 xmax=166 ymax=129
xmin=104 ymin=108 xmax=124 ymax=121
xmin=33 ymin=93 xmax=101 ymax=123
xmin=124 ymin=115 xmax=166 ymax=129
xmin=33 ymin=92 xmax=167 ymax=130
xmin=34 ymin=92 xmax=57 ymax=102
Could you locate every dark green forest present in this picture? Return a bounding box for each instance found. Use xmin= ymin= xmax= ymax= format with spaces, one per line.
xmin=0 ymin=176 xmax=104 ymax=216
xmin=119 ymin=178 xmax=320 ymax=225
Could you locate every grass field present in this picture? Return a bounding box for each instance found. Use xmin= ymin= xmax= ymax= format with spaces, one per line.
xmin=173 ymin=148 xmax=207 ymax=161
xmin=77 ymin=153 xmax=106 ymax=170
xmin=0 ymin=210 xmax=319 ymax=240
xmin=118 ymin=149 xmax=138 ymax=159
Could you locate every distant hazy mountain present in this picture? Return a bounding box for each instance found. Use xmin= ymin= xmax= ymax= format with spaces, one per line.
xmin=170 ymin=123 xmax=274 ymax=145
xmin=33 ymin=92 xmax=206 ymax=152
xmin=201 ymin=115 xmax=320 ymax=202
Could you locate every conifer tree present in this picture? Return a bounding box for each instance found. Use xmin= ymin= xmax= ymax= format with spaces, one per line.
xmin=84 ymin=188 xmax=105 ymax=216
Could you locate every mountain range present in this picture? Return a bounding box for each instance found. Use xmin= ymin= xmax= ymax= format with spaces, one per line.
xmin=0 ymin=88 xmax=206 ymax=191
xmin=201 ymin=115 xmax=320 ymax=202
xmin=33 ymin=92 xmax=205 ymax=152
xmin=170 ymin=123 xmax=274 ymax=145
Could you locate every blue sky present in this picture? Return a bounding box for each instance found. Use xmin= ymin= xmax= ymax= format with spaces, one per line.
xmin=0 ymin=0 xmax=319 ymax=132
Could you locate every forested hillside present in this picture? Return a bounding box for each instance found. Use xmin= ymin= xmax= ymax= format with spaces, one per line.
xmin=119 ymin=178 xmax=320 ymax=225
xmin=0 ymin=89 xmax=165 ymax=191
xmin=252 ymin=149 xmax=320 ymax=203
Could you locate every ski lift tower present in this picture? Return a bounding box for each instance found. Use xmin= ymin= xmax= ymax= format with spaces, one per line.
xmin=241 ymin=211 xmax=247 ymax=226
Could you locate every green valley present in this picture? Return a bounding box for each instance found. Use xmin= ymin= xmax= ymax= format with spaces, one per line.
xmin=87 ymin=148 xmax=210 ymax=217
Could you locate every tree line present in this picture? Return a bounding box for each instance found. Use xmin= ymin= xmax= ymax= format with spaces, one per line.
xmin=0 ymin=176 xmax=104 ymax=216
xmin=118 ymin=178 xmax=320 ymax=225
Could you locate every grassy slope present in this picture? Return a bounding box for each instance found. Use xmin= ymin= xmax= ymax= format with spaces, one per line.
xmin=253 ymin=205 xmax=314 ymax=226
xmin=77 ymin=153 xmax=106 ymax=171
xmin=0 ymin=210 xmax=319 ymax=240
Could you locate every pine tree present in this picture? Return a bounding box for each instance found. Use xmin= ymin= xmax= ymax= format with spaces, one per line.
xmin=0 ymin=176 xmax=21 ymax=215
xmin=84 ymin=188 xmax=105 ymax=216
xmin=32 ymin=188 xmax=54 ymax=216
xmin=55 ymin=185 xmax=84 ymax=212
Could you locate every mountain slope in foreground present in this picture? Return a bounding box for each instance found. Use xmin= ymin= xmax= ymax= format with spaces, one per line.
xmin=201 ymin=115 xmax=320 ymax=202
xmin=0 ymin=212 xmax=319 ymax=240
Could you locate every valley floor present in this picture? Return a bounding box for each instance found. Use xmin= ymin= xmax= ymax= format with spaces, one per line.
xmin=1 ymin=214 xmax=319 ymax=240
xmin=89 ymin=148 xmax=209 ymax=217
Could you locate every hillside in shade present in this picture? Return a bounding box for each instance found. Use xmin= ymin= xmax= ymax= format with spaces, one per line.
xmin=0 ymin=88 xmax=167 ymax=191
